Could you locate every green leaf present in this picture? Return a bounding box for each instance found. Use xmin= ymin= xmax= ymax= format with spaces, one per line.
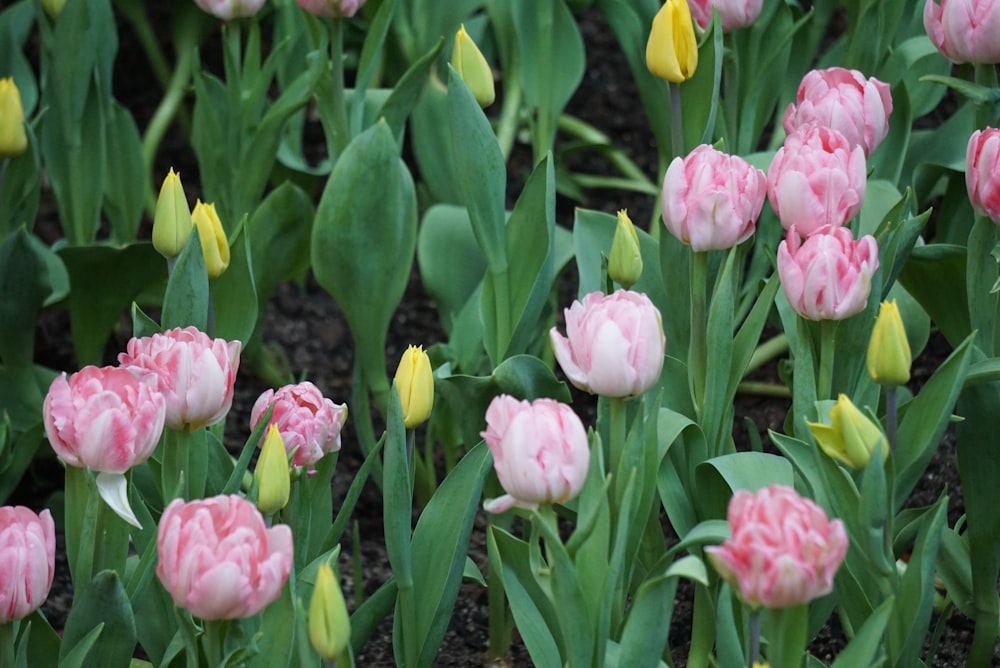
xmin=246 ymin=181 xmax=314 ymax=309
xmin=417 ymin=204 xmax=487 ymax=333
xmin=102 ymin=101 xmax=145 ymax=242
xmin=161 ymin=228 xmax=209 ymax=331
xmin=830 ymin=596 xmax=894 ymax=668
xmin=694 ymin=452 xmax=794 ymax=519
xmin=211 ymin=218 xmax=259 ymax=345
xmin=378 ymin=37 xmax=444 ymax=141
xmin=897 ymin=243 xmax=971 ymax=348
xmin=60 ymin=570 xmax=136 ymax=667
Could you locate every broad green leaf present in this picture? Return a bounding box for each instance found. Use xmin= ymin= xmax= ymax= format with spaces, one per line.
xmin=211 ymin=219 xmax=259 ymax=345
xmin=897 ymin=243 xmax=971 ymax=348
xmin=830 ymin=597 xmax=894 ymax=668
xmin=59 ymin=570 xmax=136 ymax=667
xmin=161 ymin=229 xmax=209 ymax=332
xmin=694 ymin=452 xmax=794 ymax=519
xmin=417 ymin=204 xmax=487 ymax=333
xmin=102 ymin=101 xmax=144 ymax=242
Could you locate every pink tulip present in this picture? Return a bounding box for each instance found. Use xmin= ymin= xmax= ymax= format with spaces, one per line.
xmin=193 ymin=0 xmax=266 ymax=19
xmin=43 ymin=366 xmax=166 ymax=472
xmin=924 ymin=0 xmax=1000 ymax=64
xmin=777 ymin=225 xmax=879 ymax=321
xmin=768 ymin=126 xmax=867 ymax=236
xmin=966 ymin=128 xmax=1000 ymax=223
xmin=706 ymin=485 xmax=848 ymax=609
xmin=688 ymin=0 xmax=763 ymax=31
xmin=782 ymin=67 xmax=893 ymax=157
xmin=295 ymin=0 xmax=366 ymax=17
xmin=661 ymin=144 xmax=768 ymax=251
xmin=481 ymin=396 xmax=589 ymax=514
xmin=119 ymin=327 xmax=241 ymax=431
xmin=156 ymin=495 xmax=293 ymax=620
xmin=550 ymin=290 xmax=665 ymax=397
xmin=250 ymin=382 xmax=348 ymax=470
xmin=0 ymin=507 xmax=55 ymax=623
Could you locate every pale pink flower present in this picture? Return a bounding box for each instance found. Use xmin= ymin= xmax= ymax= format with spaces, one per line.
xmin=550 ymin=290 xmax=665 ymax=397
xmin=481 ymin=396 xmax=589 ymax=514
xmin=768 ymin=126 xmax=868 ymax=236
xmin=706 ymin=485 xmax=848 ymax=609
xmin=0 ymin=507 xmax=55 ymax=623
xmin=661 ymin=144 xmax=767 ymax=251
xmin=966 ymin=128 xmax=1000 ymax=223
xmin=777 ymin=225 xmax=879 ymax=321
xmin=250 ymin=382 xmax=347 ymax=470
xmin=295 ymin=0 xmax=365 ymax=17
xmin=193 ymin=0 xmax=266 ymax=19
xmin=782 ymin=67 xmax=893 ymax=157
xmin=924 ymin=0 xmax=1000 ymax=64
xmin=156 ymin=495 xmax=293 ymax=620
xmin=119 ymin=327 xmax=241 ymax=431
xmin=688 ymin=0 xmax=763 ymax=31
xmin=43 ymin=366 xmax=165 ymax=472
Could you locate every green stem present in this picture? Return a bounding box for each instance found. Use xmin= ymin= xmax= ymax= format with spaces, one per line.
xmin=690 ymin=251 xmax=708 ymax=420
xmin=328 ymin=18 xmax=350 ymax=160
xmin=608 ymin=396 xmax=627 ymax=479
xmin=736 ymin=381 xmax=792 ymax=398
xmin=65 ymin=466 xmax=99 ymax=587
xmin=486 ymin=545 xmax=513 ymax=660
xmin=974 ymin=64 xmax=1000 ymax=128
xmin=0 ymin=621 xmax=16 ymax=668
xmin=669 ymin=82 xmax=684 ymax=158
xmin=493 ymin=266 xmax=512 ymax=361
xmin=113 ymin=0 xmax=172 ymax=88
xmin=745 ymin=334 xmax=789 ymax=376
xmin=884 ymin=385 xmax=897 ymax=457
xmin=747 ymin=608 xmax=760 ymax=668
xmin=557 ymin=114 xmax=658 ymax=188
xmin=495 ymin=77 xmax=522 ymax=162
xmin=162 ymin=428 xmax=190 ymax=501
xmin=687 ymin=585 xmax=715 ymax=668
xmin=202 ymin=619 xmax=230 ymax=667
xmin=817 ymin=319 xmax=838 ymax=402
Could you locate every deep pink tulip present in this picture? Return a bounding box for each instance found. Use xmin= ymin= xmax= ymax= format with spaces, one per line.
xmin=193 ymin=0 xmax=266 ymax=19
xmin=481 ymin=396 xmax=590 ymax=514
xmin=156 ymin=495 xmax=293 ymax=620
xmin=924 ymin=0 xmax=1000 ymax=64
xmin=777 ymin=225 xmax=879 ymax=321
xmin=295 ymin=0 xmax=366 ymax=17
xmin=550 ymin=290 xmax=665 ymax=397
xmin=250 ymin=382 xmax=348 ymax=470
xmin=43 ymin=366 xmax=166 ymax=473
xmin=661 ymin=144 xmax=767 ymax=251
xmin=0 ymin=507 xmax=55 ymax=623
xmin=782 ymin=67 xmax=893 ymax=157
xmin=119 ymin=327 xmax=241 ymax=431
xmin=706 ymin=485 xmax=848 ymax=609
xmin=688 ymin=0 xmax=763 ymax=31
xmin=767 ymin=126 xmax=868 ymax=236
xmin=966 ymin=128 xmax=1000 ymax=223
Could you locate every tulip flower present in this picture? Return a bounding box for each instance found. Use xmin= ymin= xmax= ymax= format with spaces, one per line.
xmin=645 ymin=0 xmax=698 ymax=83
xmin=309 ymin=563 xmax=351 ymax=661
xmin=393 ymin=345 xmax=434 ymax=429
xmin=250 ymin=381 xmax=348 ymax=471
xmin=451 ymin=25 xmax=495 ymax=108
xmin=119 ymin=327 xmax=241 ymax=431
xmin=867 ymin=300 xmax=912 ymax=386
xmin=807 ymin=394 xmax=888 ymax=469
xmin=193 ymin=0 xmax=267 ymax=20
xmin=688 ymin=0 xmax=763 ymax=32
xmin=256 ymin=425 xmax=290 ymax=515
xmin=156 ymin=495 xmax=293 ymax=620
xmin=481 ymin=395 xmax=590 ymax=514
xmin=924 ymin=0 xmax=1000 ymax=64
xmin=777 ymin=225 xmax=879 ymax=321
xmin=608 ymin=209 xmax=643 ymax=288
xmin=782 ymin=67 xmax=893 ymax=157
xmin=295 ymin=0 xmax=367 ymax=18
xmin=0 ymin=507 xmax=56 ymax=624
xmin=966 ymin=127 xmax=1000 ymax=224
xmin=0 ymin=78 xmax=28 ymax=158
xmin=661 ymin=144 xmax=768 ymax=251
xmin=550 ymin=290 xmax=665 ymax=397
xmin=767 ymin=125 xmax=867 ymax=236
xmin=152 ymin=168 xmax=193 ymax=259
xmin=706 ymin=485 xmax=848 ymax=609
xmin=40 ymin=0 xmax=66 ymax=19
xmin=191 ymin=200 xmax=230 ymax=279
xmin=43 ymin=366 xmax=166 ymax=473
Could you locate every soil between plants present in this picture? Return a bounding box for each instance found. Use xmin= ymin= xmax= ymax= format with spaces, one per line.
xmin=20 ymin=5 xmax=995 ymax=667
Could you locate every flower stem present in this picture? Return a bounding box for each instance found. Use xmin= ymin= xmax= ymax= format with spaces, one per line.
xmin=328 ymin=17 xmax=350 ymax=160
xmin=202 ymin=619 xmax=231 ymax=667
xmin=0 ymin=621 xmax=16 ymax=668
xmin=884 ymin=384 xmax=898 ymax=457
xmin=690 ymin=250 xmax=708 ymax=421
xmin=669 ymin=82 xmax=684 ymax=158
xmin=748 ymin=608 xmax=760 ymax=668
xmin=608 ymin=396 xmax=627 ymax=478
xmin=817 ymin=319 xmax=838 ymax=402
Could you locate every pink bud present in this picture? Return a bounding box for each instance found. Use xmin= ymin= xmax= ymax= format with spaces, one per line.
xmin=688 ymin=0 xmax=763 ymax=31
xmin=924 ymin=0 xmax=1000 ymax=64
xmin=250 ymin=381 xmax=348 ymax=471
xmin=767 ymin=126 xmax=868 ymax=236
xmin=481 ymin=396 xmax=589 ymax=514
xmin=706 ymin=485 xmax=848 ymax=609
xmin=43 ymin=366 xmax=165 ymax=472
xmin=0 ymin=507 xmax=55 ymax=623
xmin=661 ymin=144 xmax=767 ymax=251
xmin=295 ymin=0 xmax=366 ymax=17
xmin=966 ymin=127 xmax=1000 ymax=223
xmin=782 ymin=67 xmax=893 ymax=157
xmin=193 ymin=0 xmax=267 ymax=20
xmin=550 ymin=290 xmax=665 ymax=398
xmin=156 ymin=495 xmax=293 ymax=620
xmin=777 ymin=225 xmax=879 ymax=321
xmin=119 ymin=327 xmax=241 ymax=431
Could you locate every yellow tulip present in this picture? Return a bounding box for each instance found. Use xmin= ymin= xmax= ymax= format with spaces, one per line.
xmin=608 ymin=209 xmax=643 ymax=288
xmin=645 ymin=0 xmax=698 ymax=83
xmin=0 ymin=78 xmax=28 ymax=158
xmin=393 ymin=345 xmax=434 ymax=429
xmin=255 ymin=424 xmax=290 ymax=515
xmin=152 ymin=168 xmax=193 ymax=259
xmin=309 ymin=563 xmax=351 ymax=661
xmin=807 ymin=394 xmax=887 ymax=469
xmin=866 ymin=299 xmax=911 ymax=386
xmin=191 ymin=200 xmax=230 ymax=279
xmin=451 ymin=24 xmax=496 ymax=108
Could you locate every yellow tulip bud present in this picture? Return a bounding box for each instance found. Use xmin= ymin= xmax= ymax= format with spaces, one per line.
xmin=867 ymin=299 xmax=911 ymax=386
xmin=309 ymin=562 xmax=351 ymax=661
xmin=645 ymin=0 xmax=698 ymax=83
xmin=191 ymin=200 xmax=230 ymax=279
xmin=41 ymin=0 xmax=67 ymax=19
xmin=152 ymin=168 xmax=193 ymax=259
xmin=393 ymin=345 xmax=434 ymax=429
xmin=608 ymin=209 xmax=643 ymax=288
xmin=255 ymin=424 xmax=290 ymax=515
xmin=451 ymin=24 xmax=496 ymax=108
xmin=0 ymin=78 xmax=28 ymax=158
xmin=807 ymin=394 xmax=887 ymax=470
